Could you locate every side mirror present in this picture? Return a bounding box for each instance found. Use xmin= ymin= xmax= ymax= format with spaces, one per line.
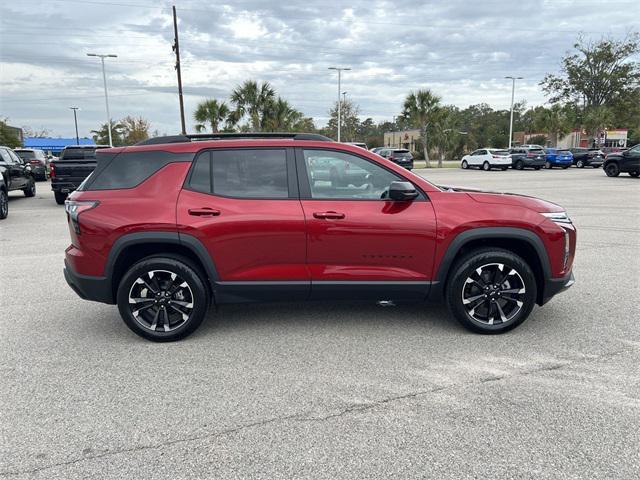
xmin=388 ymin=181 xmax=419 ymax=201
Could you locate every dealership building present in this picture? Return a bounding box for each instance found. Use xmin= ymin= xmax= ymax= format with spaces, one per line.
xmin=514 ymin=129 xmax=628 ymax=149
xmin=23 ymin=137 xmax=95 ymax=155
xmin=383 ymin=129 xmax=422 ymax=151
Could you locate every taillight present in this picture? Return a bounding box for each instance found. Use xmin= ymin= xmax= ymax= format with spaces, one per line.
xmin=49 ymin=163 xmax=56 ymax=179
xmin=64 ymin=200 xmax=99 ymax=234
xmin=30 ymin=160 xmax=41 ymax=165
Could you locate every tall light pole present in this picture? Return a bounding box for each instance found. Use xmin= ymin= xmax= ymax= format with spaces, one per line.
xmin=87 ymin=53 xmax=117 ymax=147
xmin=328 ymin=67 xmax=351 ymax=142
xmin=505 ymin=76 xmax=523 ymax=148
xmin=69 ymin=107 xmax=80 ymax=145
xmin=341 ymin=91 xmax=347 ymax=140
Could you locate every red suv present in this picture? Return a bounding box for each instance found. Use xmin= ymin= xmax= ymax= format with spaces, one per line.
xmin=63 ymin=133 xmax=576 ymax=341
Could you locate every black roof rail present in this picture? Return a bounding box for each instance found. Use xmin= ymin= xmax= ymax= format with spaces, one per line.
xmin=135 ymin=132 xmax=332 ymax=146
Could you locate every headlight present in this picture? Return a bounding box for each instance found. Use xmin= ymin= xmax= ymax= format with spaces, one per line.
xmin=541 ymin=211 xmax=572 ymax=224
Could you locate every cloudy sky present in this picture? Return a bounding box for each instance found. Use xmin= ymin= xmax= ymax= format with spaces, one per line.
xmin=1 ymin=0 xmax=638 ymax=138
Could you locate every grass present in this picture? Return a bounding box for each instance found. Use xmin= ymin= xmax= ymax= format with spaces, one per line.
xmin=413 ymin=160 xmax=460 ymax=169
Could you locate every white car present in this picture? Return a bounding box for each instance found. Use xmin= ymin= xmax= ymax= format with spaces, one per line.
xmin=461 ymin=148 xmax=512 ymax=171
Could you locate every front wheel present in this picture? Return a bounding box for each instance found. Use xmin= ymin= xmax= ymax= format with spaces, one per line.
xmin=23 ymin=178 xmax=36 ymax=197
xmin=0 ymin=189 xmax=8 ymax=219
xmin=116 ymin=256 xmax=210 ymax=341
xmin=576 ymin=160 xmax=584 ymax=168
xmin=545 ymin=161 xmax=552 ymax=169
xmin=605 ymin=162 xmax=620 ymax=177
xmin=515 ymin=160 xmax=524 ymax=170
xmin=534 ymin=166 xmax=541 ymax=170
xmin=446 ymin=248 xmax=537 ymax=334
xmin=629 ymin=171 xmax=639 ymax=178
xmin=461 ymin=160 xmax=469 ymax=169
xmin=54 ymin=191 xmax=67 ymax=205
xmin=482 ymin=161 xmax=490 ymax=171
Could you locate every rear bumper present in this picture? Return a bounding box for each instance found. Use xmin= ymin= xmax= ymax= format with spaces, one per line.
xmin=392 ymin=159 xmax=414 ymax=169
xmin=51 ymin=179 xmax=86 ymax=193
xmin=540 ymin=270 xmax=575 ymax=305
xmin=64 ymin=260 xmax=114 ymax=304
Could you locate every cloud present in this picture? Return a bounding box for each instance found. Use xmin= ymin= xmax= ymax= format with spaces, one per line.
xmin=0 ymin=0 xmax=637 ymax=137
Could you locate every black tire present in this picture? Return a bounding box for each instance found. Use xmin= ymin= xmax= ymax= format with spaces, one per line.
xmin=501 ymin=167 xmax=508 ymax=171
xmin=446 ymin=248 xmax=537 ymax=334
xmin=117 ymin=255 xmax=210 ymax=342
xmin=515 ymin=160 xmax=524 ymax=170
xmin=562 ymin=166 xmax=569 ymax=169
xmin=605 ymin=162 xmax=620 ymax=177
xmin=629 ymin=171 xmax=639 ymax=178
xmin=576 ymin=160 xmax=584 ymax=168
xmin=54 ymin=191 xmax=67 ymax=205
xmin=23 ymin=178 xmax=36 ymax=197
xmin=461 ymin=160 xmax=469 ymax=169
xmin=545 ymin=161 xmax=552 ymax=169
xmin=482 ymin=161 xmax=490 ymax=171
xmin=0 ymin=189 xmax=8 ymax=220
xmin=534 ymin=166 xmax=541 ymax=170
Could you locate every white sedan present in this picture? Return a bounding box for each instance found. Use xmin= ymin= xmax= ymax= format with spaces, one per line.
xmin=460 ymin=148 xmax=512 ymax=171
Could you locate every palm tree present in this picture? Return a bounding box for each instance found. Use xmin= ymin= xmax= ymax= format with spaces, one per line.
xmin=402 ymin=89 xmax=441 ymax=166
xmin=262 ymin=97 xmax=303 ymax=132
xmin=534 ymin=104 xmax=571 ymax=147
xmin=91 ymin=120 xmax=125 ymax=146
xmin=193 ymin=99 xmax=230 ymax=133
xmin=229 ymin=80 xmax=276 ymax=132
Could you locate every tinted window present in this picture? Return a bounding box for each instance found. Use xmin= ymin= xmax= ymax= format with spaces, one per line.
xmin=0 ymin=149 xmax=12 ymax=163
xmin=490 ymin=150 xmax=509 ymax=156
xmin=304 ymin=149 xmax=402 ymax=200
xmin=188 ymin=152 xmax=212 ymax=193
xmin=15 ymin=150 xmax=35 ymax=160
xmin=59 ymin=147 xmax=97 ymax=160
xmin=84 ymin=150 xmax=193 ymax=190
xmin=211 ymin=149 xmax=288 ymax=198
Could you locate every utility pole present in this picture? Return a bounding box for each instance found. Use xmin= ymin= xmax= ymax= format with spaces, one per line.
xmin=341 ymin=91 xmax=347 ymax=140
xmin=505 ymin=76 xmax=523 ymax=148
xmin=69 ymin=107 xmax=80 ymax=145
xmin=173 ymin=5 xmax=186 ymax=135
xmin=87 ymin=53 xmax=117 ymax=147
xmin=328 ymin=67 xmax=350 ymax=142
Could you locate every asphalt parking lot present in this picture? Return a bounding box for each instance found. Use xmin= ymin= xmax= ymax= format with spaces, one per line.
xmin=1 ymin=168 xmax=639 ymax=479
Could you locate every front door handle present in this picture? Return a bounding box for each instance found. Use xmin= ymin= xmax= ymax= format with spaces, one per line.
xmin=313 ymin=211 xmax=345 ymax=220
xmin=188 ymin=208 xmax=220 ymax=217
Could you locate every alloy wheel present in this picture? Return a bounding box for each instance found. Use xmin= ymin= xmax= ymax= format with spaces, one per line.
xmin=0 ymin=191 xmax=8 ymax=218
xmin=128 ymin=269 xmax=194 ymax=333
xmin=461 ymin=263 xmax=526 ymax=325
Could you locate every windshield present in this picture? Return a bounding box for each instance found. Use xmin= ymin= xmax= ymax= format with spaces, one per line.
xmin=59 ymin=148 xmax=97 ymax=160
xmin=15 ymin=150 xmax=35 ymax=160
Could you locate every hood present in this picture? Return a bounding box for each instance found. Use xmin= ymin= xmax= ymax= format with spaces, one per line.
xmin=438 ymin=184 xmax=564 ymax=213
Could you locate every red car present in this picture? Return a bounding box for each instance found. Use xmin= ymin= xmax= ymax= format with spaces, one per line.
xmin=63 ymin=133 xmax=576 ymax=341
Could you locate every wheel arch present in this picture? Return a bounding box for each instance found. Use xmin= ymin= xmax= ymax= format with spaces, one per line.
xmin=433 ymin=227 xmax=551 ymax=305
xmin=106 ymin=232 xmax=219 ymax=302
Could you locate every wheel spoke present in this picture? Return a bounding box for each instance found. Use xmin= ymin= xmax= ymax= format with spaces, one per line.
xmin=135 ymin=277 xmax=158 ymax=294
xmin=161 ymin=308 xmax=171 ymax=331
xmin=501 ymin=287 xmax=525 ymax=294
xmin=168 ymin=304 xmax=190 ymax=321
xmin=463 ymin=293 xmax=485 ymax=305
xmin=149 ymin=307 xmax=160 ymax=331
xmin=170 ymin=300 xmax=193 ymax=308
xmin=133 ymin=303 xmax=155 ymax=316
xmin=129 ymin=297 xmax=155 ymax=305
xmin=495 ymin=301 xmax=508 ymax=323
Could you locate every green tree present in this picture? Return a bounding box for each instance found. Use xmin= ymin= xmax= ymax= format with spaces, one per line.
xmin=402 ymin=89 xmax=441 ymax=166
xmin=121 ymin=116 xmax=150 ymax=145
xmin=540 ymin=34 xmax=640 ymax=108
xmin=325 ymin=99 xmax=360 ymax=141
xmin=229 ymin=80 xmax=276 ymax=131
xmin=193 ymin=99 xmax=230 ymax=133
xmin=0 ymin=119 xmax=21 ymax=148
xmin=583 ymin=106 xmax=614 ymax=147
xmin=534 ymin=104 xmax=572 ymax=146
xmin=262 ymin=97 xmax=303 ymax=132
xmin=91 ymin=120 xmax=125 ymax=146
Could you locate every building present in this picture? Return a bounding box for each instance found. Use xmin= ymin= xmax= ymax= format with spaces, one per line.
xmin=23 ymin=137 xmax=95 ymax=155
xmin=5 ymin=125 xmax=24 ymax=143
xmin=515 ymin=129 xmax=628 ymax=149
xmin=383 ymin=129 xmax=421 ymax=151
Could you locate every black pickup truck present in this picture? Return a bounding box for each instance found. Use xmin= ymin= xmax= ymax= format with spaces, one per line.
xmin=50 ymin=145 xmax=108 ymax=204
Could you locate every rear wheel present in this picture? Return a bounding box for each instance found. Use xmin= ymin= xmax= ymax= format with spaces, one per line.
xmin=446 ymin=248 xmax=537 ymax=334
xmin=605 ymin=162 xmax=620 ymax=177
xmin=533 ymin=166 xmax=541 ymax=170
xmin=482 ymin=161 xmax=490 ymax=171
xmin=501 ymin=167 xmax=508 ymax=171
xmin=629 ymin=171 xmax=639 ymax=178
xmin=117 ymin=256 xmax=210 ymax=342
xmin=576 ymin=160 xmax=584 ymax=168
xmin=23 ymin=178 xmax=36 ymax=197
xmin=0 ymin=189 xmax=8 ymax=219
xmin=54 ymin=191 xmax=67 ymax=205
xmin=515 ymin=160 xmax=524 ymax=170
xmin=545 ymin=161 xmax=552 ymax=169
xmin=461 ymin=160 xmax=469 ymax=169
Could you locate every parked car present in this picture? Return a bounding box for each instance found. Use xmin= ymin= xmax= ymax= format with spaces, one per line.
xmin=0 ymin=145 xmax=37 ymax=198
xmin=544 ymin=148 xmax=573 ymax=169
xmin=508 ymin=147 xmax=545 ymax=170
xmin=370 ymin=147 xmax=385 ymax=154
xmin=569 ymin=148 xmax=604 ymax=168
xmin=346 ymin=142 xmax=368 ymax=150
xmin=0 ymin=174 xmax=8 ymax=220
xmin=63 ymin=132 xmax=576 ymax=341
xmin=519 ymin=144 xmax=546 ymax=150
xmin=460 ymin=148 xmax=511 ymax=171
xmin=377 ymin=148 xmax=414 ymax=170
xmin=50 ymin=145 xmax=108 ymax=205
xmin=603 ymin=144 xmax=640 ymax=177
xmin=14 ymin=148 xmax=48 ymax=180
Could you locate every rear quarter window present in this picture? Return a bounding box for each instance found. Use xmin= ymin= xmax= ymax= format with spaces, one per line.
xmin=83 ymin=150 xmax=193 ymax=190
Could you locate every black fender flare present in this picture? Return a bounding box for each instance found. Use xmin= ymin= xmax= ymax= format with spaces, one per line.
xmin=105 ymin=231 xmax=219 ymax=291
xmin=433 ymin=227 xmax=552 ymax=293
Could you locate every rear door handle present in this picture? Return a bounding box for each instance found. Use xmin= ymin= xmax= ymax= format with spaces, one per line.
xmin=188 ymin=208 xmax=220 ymax=217
xmin=313 ymin=211 xmax=345 ymax=220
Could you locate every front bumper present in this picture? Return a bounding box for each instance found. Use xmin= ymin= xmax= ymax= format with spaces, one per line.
xmin=64 ymin=260 xmax=114 ymax=304
xmin=540 ymin=270 xmax=575 ymax=305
